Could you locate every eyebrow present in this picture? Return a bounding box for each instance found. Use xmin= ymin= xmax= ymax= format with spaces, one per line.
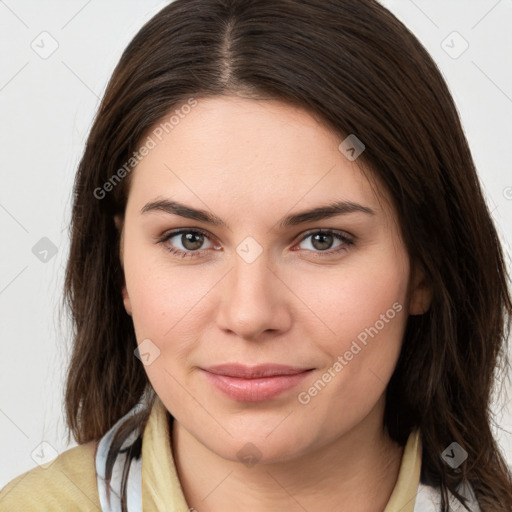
xmin=140 ymin=198 xmax=375 ymax=229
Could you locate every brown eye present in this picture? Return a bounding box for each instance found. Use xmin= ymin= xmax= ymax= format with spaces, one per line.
xmin=178 ymin=232 xmax=205 ymax=251
xmin=297 ymin=230 xmax=354 ymax=255
xmin=160 ymin=229 xmax=216 ymax=258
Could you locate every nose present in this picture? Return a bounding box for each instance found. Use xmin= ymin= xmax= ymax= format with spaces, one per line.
xmin=215 ymin=252 xmax=293 ymax=341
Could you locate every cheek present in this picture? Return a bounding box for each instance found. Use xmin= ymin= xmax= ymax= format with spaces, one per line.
xmin=292 ymin=248 xmax=409 ymax=419
xmin=122 ymin=222 xmax=207 ymax=333
xmin=123 ymin=255 xmax=214 ymax=409
xmin=126 ymin=263 xmax=212 ymax=339
xmin=123 ymin=239 xmax=221 ymax=384
xmin=293 ymin=241 xmax=409 ymax=342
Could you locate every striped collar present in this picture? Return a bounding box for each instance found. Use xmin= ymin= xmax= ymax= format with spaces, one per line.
xmin=95 ymin=396 xmax=480 ymax=511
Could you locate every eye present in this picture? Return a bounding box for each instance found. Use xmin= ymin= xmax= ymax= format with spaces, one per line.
xmin=159 ymin=228 xmax=218 ymax=259
xmin=158 ymin=228 xmax=354 ymax=259
xmin=295 ymin=229 xmax=354 ymax=256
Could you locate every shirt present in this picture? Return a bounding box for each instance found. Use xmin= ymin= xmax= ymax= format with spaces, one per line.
xmin=0 ymin=395 xmax=480 ymax=511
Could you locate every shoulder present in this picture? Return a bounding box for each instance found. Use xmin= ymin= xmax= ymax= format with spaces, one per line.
xmin=414 ymin=481 xmax=481 ymax=512
xmin=0 ymin=441 xmax=100 ymax=511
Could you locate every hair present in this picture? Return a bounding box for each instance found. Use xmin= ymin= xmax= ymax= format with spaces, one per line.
xmin=63 ymin=0 xmax=512 ymax=510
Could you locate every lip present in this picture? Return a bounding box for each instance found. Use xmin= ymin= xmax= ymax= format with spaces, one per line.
xmin=203 ymin=363 xmax=312 ymax=378
xmin=201 ymin=364 xmax=314 ymax=402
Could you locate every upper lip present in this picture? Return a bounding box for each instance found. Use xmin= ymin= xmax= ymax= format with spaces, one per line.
xmin=202 ymin=364 xmax=313 ymax=379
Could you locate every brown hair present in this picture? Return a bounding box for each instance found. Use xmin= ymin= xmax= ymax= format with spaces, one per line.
xmin=63 ymin=0 xmax=512 ymax=510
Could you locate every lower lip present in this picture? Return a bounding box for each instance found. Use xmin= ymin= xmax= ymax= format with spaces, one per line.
xmin=202 ymin=370 xmax=313 ymax=402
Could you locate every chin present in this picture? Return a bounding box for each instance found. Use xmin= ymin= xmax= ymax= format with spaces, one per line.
xmin=205 ymin=427 xmax=312 ymax=466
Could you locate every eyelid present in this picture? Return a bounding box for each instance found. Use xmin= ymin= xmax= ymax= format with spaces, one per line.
xmin=298 ymin=228 xmax=354 ymax=242
xmin=158 ymin=227 xmax=354 ymax=243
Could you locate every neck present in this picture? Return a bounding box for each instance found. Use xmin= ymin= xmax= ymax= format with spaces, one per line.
xmin=171 ymin=400 xmax=404 ymax=512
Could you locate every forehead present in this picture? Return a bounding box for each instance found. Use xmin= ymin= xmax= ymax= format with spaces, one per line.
xmin=126 ymin=96 xmax=390 ymax=220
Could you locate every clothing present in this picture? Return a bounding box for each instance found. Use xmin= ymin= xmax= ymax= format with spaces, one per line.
xmin=0 ymin=396 xmax=481 ymax=511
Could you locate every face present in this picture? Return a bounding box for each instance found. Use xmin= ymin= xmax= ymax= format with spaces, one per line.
xmin=116 ymin=95 xmax=430 ymax=464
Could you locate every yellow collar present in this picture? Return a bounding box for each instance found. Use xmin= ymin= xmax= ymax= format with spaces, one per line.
xmin=142 ymin=397 xmax=422 ymax=511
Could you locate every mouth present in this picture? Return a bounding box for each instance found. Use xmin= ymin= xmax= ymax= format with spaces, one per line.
xmin=200 ymin=364 xmax=314 ymax=402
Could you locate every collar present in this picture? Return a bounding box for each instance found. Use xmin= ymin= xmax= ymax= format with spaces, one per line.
xmin=96 ymin=396 xmax=424 ymax=511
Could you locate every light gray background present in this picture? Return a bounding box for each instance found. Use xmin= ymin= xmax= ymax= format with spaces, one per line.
xmin=1 ymin=0 xmax=511 ymax=488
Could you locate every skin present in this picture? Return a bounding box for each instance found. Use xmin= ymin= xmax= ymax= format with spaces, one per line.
xmin=115 ymin=95 xmax=432 ymax=512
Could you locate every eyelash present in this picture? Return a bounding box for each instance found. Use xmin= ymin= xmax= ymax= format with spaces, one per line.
xmin=158 ymin=228 xmax=354 ymax=259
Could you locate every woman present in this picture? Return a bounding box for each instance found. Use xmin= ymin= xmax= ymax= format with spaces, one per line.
xmin=1 ymin=0 xmax=511 ymax=510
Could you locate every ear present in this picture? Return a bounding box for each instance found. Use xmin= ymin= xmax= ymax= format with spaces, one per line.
xmin=408 ymin=261 xmax=432 ymax=315
xmin=114 ymin=214 xmax=132 ymax=317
